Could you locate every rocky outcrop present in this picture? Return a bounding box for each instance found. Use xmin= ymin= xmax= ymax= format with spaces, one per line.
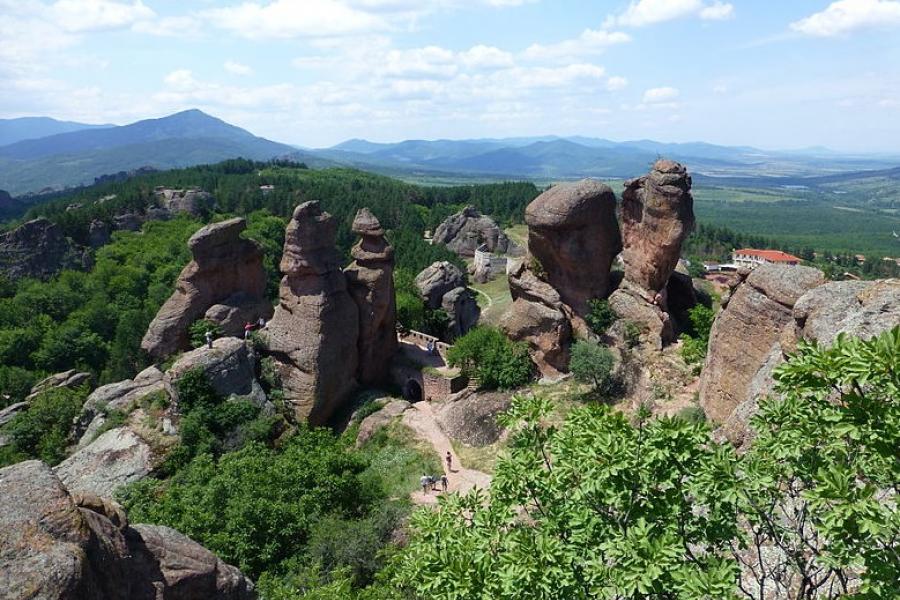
xmin=54 ymin=427 xmax=154 ymax=497
xmin=436 ymin=391 xmax=511 ymax=446
xmin=500 ymin=261 xmax=573 ymax=379
xmin=0 ymin=460 xmax=256 ymax=599
xmin=0 ymin=217 xmax=85 ymax=281
xmin=89 ymin=219 xmax=111 ymax=248
xmin=415 ymin=261 xmax=467 ymax=310
xmin=698 ymin=264 xmax=826 ymax=429
xmin=718 ymin=277 xmax=900 ymax=447
xmin=155 ymin=187 xmax=215 ymax=216
xmin=355 ymin=399 xmax=410 ymax=447
xmin=204 ymin=292 xmax=274 ymax=339
xmin=265 ymin=202 xmax=359 ymax=425
xmin=26 ymin=369 xmax=92 ymax=401
xmin=433 ymin=206 xmax=511 ymax=257
xmin=75 ymin=366 xmax=168 ymax=445
xmin=141 ymin=218 xmax=269 ymax=360
xmin=345 ymin=209 xmax=398 ymax=386
xmin=167 ymin=336 xmax=265 ymax=402
xmin=441 ymin=286 xmax=480 ymax=339
xmin=525 ymin=179 xmax=621 ymax=315
xmin=609 ymin=160 xmax=696 ymax=346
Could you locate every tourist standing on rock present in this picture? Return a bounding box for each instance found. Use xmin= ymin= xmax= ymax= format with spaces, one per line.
xmin=205 ymin=330 xmax=213 ymax=349
xmin=257 ymin=317 xmax=266 ymax=329
xmin=244 ymin=322 xmax=253 ymax=339
xmin=420 ymin=474 xmax=430 ymax=495
xmin=445 ymin=451 xmax=453 ymax=472
xmin=441 ymin=474 xmax=448 ymax=492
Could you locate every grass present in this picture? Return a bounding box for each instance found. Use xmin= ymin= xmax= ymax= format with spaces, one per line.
xmin=359 ymin=421 xmax=442 ymax=500
xmin=471 ymin=272 xmax=514 ymax=326
xmin=451 ymin=439 xmax=502 ymax=475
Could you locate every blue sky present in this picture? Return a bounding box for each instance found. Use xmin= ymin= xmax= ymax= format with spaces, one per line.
xmin=1 ymin=0 xmax=899 ymax=151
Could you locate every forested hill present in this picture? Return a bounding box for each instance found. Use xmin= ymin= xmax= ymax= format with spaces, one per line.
xmin=0 ymin=160 xmax=540 ymax=404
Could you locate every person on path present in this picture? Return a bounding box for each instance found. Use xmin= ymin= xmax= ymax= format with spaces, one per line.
xmin=445 ymin=451 xmax=453 ymax=472
xmin=205 ymin=330 xmax=213 ymax=349
xmin=426 ymin=339 xmax=435 ymax=355
xmin=420 ymin=474 xmax=430 ymax=495
xmin=441 ymin=474 xmax=448 ymax=492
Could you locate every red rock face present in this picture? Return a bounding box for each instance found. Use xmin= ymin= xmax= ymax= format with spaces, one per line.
xmin=141 ymin=218 xmax=268 ymax=360
xmin=524 ymin=179 xmax=622 ymax=315
xmin=265 ymin=202 xmax=359 ymax=425
xmin=620 ymin=159 xmax=695 ymax=294
xmin=344 ymin=208 xmax=398 ymax=387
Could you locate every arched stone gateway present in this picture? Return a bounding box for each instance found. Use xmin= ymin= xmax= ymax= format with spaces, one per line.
xmin=404 ymin=379 xmax=423 ymax=402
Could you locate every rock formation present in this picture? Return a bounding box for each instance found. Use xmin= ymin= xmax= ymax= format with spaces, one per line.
xmin=155 ymin=187 xmax=215 ymax=216
xmin=0 ymin=217 xmax=85 ymax=281
xmin=609 ymin=160 xmax=695 ymax=347
xmin=414 ymin=261 xmax=481 ymax=339
xmin=167 ymin=336 xmax=267 ymax=405
xmin=698 ymin=264 xmax=826 ymax=433
xmin=54 ymin=428 xmax=154 ymax=497
xmin=264 ymin=202 xmax=359 ymax=425
xmin=26 ymin=369 xmax=92 ymax=401
xmin=0 ymin=460 xmax=256 ymax=599
xmin=524 ymin=179 xmax=621 ymax=315
xmin=714 ymin=276 xmax=900 ymax=447
xmin=500 ymin=261 xmax=573 ymax=378
xmin=433 ymin=206 xmax=511 ymax=257
xmin=141 ymin=218 xmax=271 ymax=360
xmin=75 ymin=366 xmax=168 ymax=444
xmin=415 ymin=261 xmax=467 ymax=309
xmin=344 ymin=208 xmax=398 ymax=386
xmin=89 ymin=219 xmax=111 ymax=248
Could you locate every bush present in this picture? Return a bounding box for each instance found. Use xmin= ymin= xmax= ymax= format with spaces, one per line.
xmin=1 ymin=386 xmax=87 ymax=466
xmin=586 ymin=298 xmax=616 ymax=335
xmin=189 ymin=319 xmax=223 ymax=349
xmin=680 ymin=304 xmax=716 ymax=367
xmin=569 ymin=340 xmax=615 ymax=394
xmin=675 ymin=405 xmax=707 ymax=425
xmin=446 ymin=326 xmax=533 ymax=390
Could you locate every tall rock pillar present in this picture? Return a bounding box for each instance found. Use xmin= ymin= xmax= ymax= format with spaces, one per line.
xmin=265 ymin=202 xmax=359 ymax=425
xmin=344 ymin=208 xmax=398 ymax=386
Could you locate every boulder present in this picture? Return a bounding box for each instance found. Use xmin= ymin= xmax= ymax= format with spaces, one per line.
xmin=155 ymin=187 xmax=215 ymax=216
xmin=524 ymin=179 xmax=621 ymax=314
xmin=345 ymin=209 xmax=398 ymax=386
xmin=620 ymin=159 xmax=695 ymax=293
xmin=54 ymin=427 xmax=154 ymax=497
xmin=26 ymin=369 xmax=92 ymax=401
xmin=0 ymin=217 xmax=84 ymax=281
xmin=88 ymin=219 xmax=111 ymax=248
xmin=265 ymin=202 xmax=359 ymax=425
xmin=432 ymin=206 xmax=511 ymax=257
xmin=699 ymin=264 xmax=826 ymax=427
xmin=355 ymin=399 xmax=410 ymax=447
xmin=204 ymin=292 xmax=274 ymax=339
xmin=442 ymin=286 xmax=480 ymax=339
xmin=141 ymin=218 xmax=268 ymax=360
xmin=436 ymin=391 xmax=511 ymax=446
xmin=608 ymin=283 xmax=673 ymax=350
xmin=500 ymin=261 xmax=572 ymax=379
xmin=0 ymin=460 xmax=256 ymax=599
xmin=720 ymin=278 xmax=900 ymax=447
xmin=415 ymin=261 xmax=467 ymax=310
xmin=166 ymin=337 xmax=258 ymax=399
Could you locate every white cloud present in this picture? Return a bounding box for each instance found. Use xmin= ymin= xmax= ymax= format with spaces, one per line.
xmin=459 ymin=45 xmax=514 ymax=69
xmin=380 ymin=46 xmax=458 ymax=80
xmin=699 ymin=1 xmax=734 ymax=20
xmin=205 ymin=0 xmax=387 ymax=39
xmin=790 ymin=0 xmax=900 ymax=37
xmin=606 ymin=76 xmax=628 ymax=91
xmin=604 ymin=0 xmax=733 ymax=27
xmin=224 ymin=60 xmax=254 ymax=76
xmin=50 ymin=0 xmax=155 ymax=32
xmin=522 ymin=29 xmax=631 ymax=62
xmin=643 ymin=86 xmax=680 ymax=103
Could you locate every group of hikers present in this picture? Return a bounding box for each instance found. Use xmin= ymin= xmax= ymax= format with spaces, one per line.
xmin=420 ymin=451 xmax=454 ymax=495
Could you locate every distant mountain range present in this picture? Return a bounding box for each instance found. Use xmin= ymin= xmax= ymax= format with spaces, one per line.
xmin=307 ymin=137 xmax=900 ymax=182
xmin=2 ymin=108 xmax=899 ymax=197
xmin=0 ymin=110 xmax=300 ymax=195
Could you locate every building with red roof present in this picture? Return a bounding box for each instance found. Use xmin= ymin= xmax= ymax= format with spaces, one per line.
xmin=732 ymin=248 xmax=801 ymax=269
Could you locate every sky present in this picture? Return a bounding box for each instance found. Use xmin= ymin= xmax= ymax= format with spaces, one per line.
xmin=1 ymin=0 xmax=899 ymax=152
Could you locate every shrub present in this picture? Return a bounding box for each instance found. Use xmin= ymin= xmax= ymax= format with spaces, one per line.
xmin=1 ymin=386 xmax=88 ymax=466
xmin=675 ymin=405 xmax=707 ymax=425
xmin=446 ymin=326 xmax=533 ymax=390
xmin=680 ymin=304 xmax=716 ymax=367
xmin=569 ymin=340 xmax=615 ymax=394
xmin=586 ymin=298 xmax=616 ymax=335
xmin=622 ymin=321 xmax=642 ymax=348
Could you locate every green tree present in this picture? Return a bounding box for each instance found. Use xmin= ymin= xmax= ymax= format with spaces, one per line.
xmin=446 ymin=326 xmax=533 ymax=390
xmin=737 ymin=326 xmax=900 ymax=599
xmin=585 ymin=299 xmax=617 ymax=336
xmin=569 ymin=340 xmax=615 ymax=394
xmin=1 ymin=385 xmax=88 ymax=466
xmin=395 ymin=395 xmax=742 ymax=599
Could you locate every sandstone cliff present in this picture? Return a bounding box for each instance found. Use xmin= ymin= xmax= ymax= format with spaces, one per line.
xmin=265 ymin=202 xmax=360 ymax=425
xmin=141 ymin=218 xmax=271 ymax=360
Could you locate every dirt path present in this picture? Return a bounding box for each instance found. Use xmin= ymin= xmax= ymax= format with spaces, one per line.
xmin=402 ymin=402 xmax=492 ymax=505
